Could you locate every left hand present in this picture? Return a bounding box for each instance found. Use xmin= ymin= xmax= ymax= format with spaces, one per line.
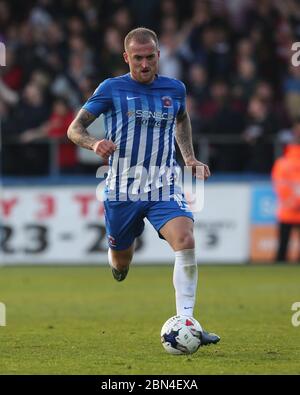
xmin=185 ymin=158 xmax=211 ymax=180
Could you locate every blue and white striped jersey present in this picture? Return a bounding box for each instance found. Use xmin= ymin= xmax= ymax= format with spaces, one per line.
xmin=83 ymin=73 xmax=186 ymax=199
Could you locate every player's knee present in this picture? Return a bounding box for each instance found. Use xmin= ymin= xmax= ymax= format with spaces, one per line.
xmin=174 ymin=231 xmax=195 ymax=251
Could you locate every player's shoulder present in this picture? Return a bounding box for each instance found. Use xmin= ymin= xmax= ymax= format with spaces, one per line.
xmin=94 ymin=74 xmax=130 ymax=92
xmin=106 ymin=73 xmax=130 ymax=84
xmin=157 ymin=75 xmax=186 ymax=91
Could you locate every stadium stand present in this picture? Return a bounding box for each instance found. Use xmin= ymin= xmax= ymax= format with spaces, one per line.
xmin=1 ymin=0 xmax=300 ymax=177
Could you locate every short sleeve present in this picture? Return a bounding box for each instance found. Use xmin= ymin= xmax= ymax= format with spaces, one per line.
xmin=177 ymin=80 xmax=186 ymax=116
xmin=82 ymin=79 xmax=113 ymax=117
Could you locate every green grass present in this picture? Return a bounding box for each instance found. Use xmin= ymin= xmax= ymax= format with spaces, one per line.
xmin=0 ymin=264 xmax=300 ymax=375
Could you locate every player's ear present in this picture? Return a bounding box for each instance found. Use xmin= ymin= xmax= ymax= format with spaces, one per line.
xmin=157 ymin=50 xmax=160 ymax=59
xmin=123 ymin=52 xmax=129 ymax=64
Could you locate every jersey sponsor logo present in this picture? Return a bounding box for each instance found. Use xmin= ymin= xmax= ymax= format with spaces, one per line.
xmin=126 ymin=96 xmax=140 ymax=100
xmin=127 ymin=109 xmax=173 ymax=121
xmin=126 ymin=109 xmax=174 ymax=127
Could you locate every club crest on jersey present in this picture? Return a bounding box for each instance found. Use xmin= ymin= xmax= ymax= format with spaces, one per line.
xmin=108 ymin=235 xmax=117 ymax=248
xmin=161 ymin=96 xmax=173 ymax=108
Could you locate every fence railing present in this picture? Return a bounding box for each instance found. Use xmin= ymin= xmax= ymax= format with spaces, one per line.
xmin=194 ymin=134 xmax=284 ymax=165
xmin=2 ymin=135 xmax=284 ymax=178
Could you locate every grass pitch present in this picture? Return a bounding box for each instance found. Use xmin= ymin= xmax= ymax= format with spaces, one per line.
xmin=0 ymin=264 xmax=300 ymax=375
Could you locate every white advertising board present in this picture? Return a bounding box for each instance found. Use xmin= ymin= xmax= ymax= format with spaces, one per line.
xmin=0 ymin=184 xmax=250 ymax=265
xmin=194 ymin=184 xmax=250 ymax=263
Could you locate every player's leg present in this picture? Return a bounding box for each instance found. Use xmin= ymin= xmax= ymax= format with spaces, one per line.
xmin=108 ymin=243 xmax=135 ymax=282
xmin=146 ymin=199 xmax=197 ymax=316
xmin=159 ymin=216 xmax=197 ymax=317
xmin=104 ymin=200 xmax=144 ymax=282
xmin=109 ymin=244 xmax=135 ymax=270
xmin=147 ymin=201 xmax=220 ymax=345
xmin=159 ymin=216 xmax=195 ymax=251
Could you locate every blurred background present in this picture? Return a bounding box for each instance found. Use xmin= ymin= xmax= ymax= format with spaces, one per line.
xmin=1 ymin=0 xmax=300 ymax=265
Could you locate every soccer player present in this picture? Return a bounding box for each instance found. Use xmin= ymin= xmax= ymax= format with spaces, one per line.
xmin=67 ymin=27 xmax=220 ymax=345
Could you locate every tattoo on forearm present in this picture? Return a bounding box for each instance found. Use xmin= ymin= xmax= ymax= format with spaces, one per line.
xmin=176 ymin=111 xmax=195 ymax=161
xmin=67 ymin=109 xmax=98 ymax=150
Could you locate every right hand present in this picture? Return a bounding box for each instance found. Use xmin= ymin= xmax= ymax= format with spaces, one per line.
xmin=92 ymin=139 xmax=117 ymax=160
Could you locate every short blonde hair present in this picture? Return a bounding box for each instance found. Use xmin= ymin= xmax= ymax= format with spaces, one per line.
xmin=124 ymin=27 xmax=159 ymax=51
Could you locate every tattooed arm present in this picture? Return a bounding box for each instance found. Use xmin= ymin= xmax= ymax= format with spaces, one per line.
xmin=176 ymin=110 xmax=211 ymax=179
xmin=67 ymin=109 xmax=117 ymax=159
xmin=67 ymin=109 xmax=98 ymax=150
xmin=176 ymin=110 xmax=195 ymax=163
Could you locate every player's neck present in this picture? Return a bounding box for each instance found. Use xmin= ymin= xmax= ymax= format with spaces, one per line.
xmin=129 ymin=72 xmax=157 ymax=85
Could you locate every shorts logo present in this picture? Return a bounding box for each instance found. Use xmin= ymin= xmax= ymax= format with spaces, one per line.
xmin=171 ymin=194 xmax=190 ymax=212
xmin=108 ymin=235 xmax=117 ymax=248
xmin=161 ymin=96 xmax=173 ymax=108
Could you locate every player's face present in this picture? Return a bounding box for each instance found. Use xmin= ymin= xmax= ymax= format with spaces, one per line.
xmin=123 ymin=40 xmax=160 ymax=84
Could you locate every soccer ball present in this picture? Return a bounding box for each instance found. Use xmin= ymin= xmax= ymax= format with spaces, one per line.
xmin=160 ymin=315 xmax=203 ymax=355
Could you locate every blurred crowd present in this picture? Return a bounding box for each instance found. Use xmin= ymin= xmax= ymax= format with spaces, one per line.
xmin=1 ymin=0 xmax=300 ymax=176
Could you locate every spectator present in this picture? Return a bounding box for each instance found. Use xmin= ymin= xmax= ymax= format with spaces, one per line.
xmin=199 ymin=80 xmax=245 ymax=171
xmin=271 ymin=118 xmax=300 ymax=262
xmin=97 ymin=26 xmax=126 ymax=79
xmin=159 ymin=32 xmax=182 ymax=79
xmin=254 ymin=80 xmax=289 ymax=126
xmin=3 ymin=82 xmax=50 ymax=175
xmin=232 ymin=58 xmax=258 ymax=103
xmin=283 ymin=64 xmax=300 ymax=121
xmin=19 ymin=97 xmax=77 ymax=173
xmin=242 ymin=95 xmax=279 ymax=172
xmin=185 ymin=94 xmax=205 ymax=160
xmin=186 ymin=63 xmax=208 ymax=103
xmin=111 ymin=7 xmax=132 ymax=36
xmin=234 ymin=37 xmax=256 ymax=67
xmin=9 ymin=82 xmax=50 ymax=137
xmin=2 ymin=0 xmax=300 ymax=176
xmin=0 ymin=46 xmax=23 ymax=91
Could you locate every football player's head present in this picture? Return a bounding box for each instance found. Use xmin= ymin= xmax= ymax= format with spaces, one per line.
xmin=123 ymin=27 xmax=160 ymax=84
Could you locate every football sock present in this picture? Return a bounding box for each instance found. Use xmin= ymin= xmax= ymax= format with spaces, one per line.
xmin=173 ymin=249 xmax=198 ymax=317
